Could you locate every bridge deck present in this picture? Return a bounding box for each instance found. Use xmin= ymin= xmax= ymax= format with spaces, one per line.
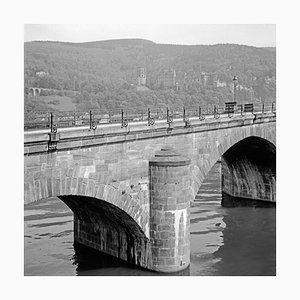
xmin=24 ymin=112 xmax=276 ymax=155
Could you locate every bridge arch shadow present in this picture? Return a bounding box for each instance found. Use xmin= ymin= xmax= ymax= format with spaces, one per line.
xmin=25 ymin=177 xmax=150 ymax=238
xmin=28 ymin=88 xmax=35 ymax=96
xmin=191 ymin=134 xmax=276 ymax=206
xmin=59 ymin=195 xmax=147 ymax=239
xmin=58 ymin=195 xmax=152 ymax=269
xmin=221 ymin=136 xmax=276 ymax=206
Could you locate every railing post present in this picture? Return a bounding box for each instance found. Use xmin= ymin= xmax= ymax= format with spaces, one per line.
xmin=167 ymin=107 xmax=169 ymax=122
xmin=272 ymin=102 xmax=275 ymax=113
xmin=240 ymin=104 xmax=244 ymax=116
xmin=48 ymin=112 xmax=59 ymax=151
xmin=214 ymin=105 xmax=220 ymax=119
xmin=148 ymin=108 xmax=150 ymax=122
xmin=89 ymin=110 xmax=97 ymax=130
xmin=89 ymin=110 xmax=92 ymax=129
xmin=262 ymin=103 xmax=265 ymax=114
xmin=121 ymin=109 xmax=128 ymax=128
xmin=183 ymin=106 xmax=190 ymax=127
xmin=50 ymin=112 xmax=54 ymax=132
xmin=47 ymin=112 xmax=51 ymax=129
xmin=166 ymin=107 xmax=173 ymax=127
xmin=148 ymin=108 xmax=155 ymax=126
xmin=198 ymin=106 xmax=205 ymax=120
xmin=73 ymin=112 xmax=76 ymax=126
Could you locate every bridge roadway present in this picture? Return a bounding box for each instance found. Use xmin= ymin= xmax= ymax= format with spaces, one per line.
xmin=25 ymin=113 xmax=229 ymax=134
xmin=24 ymin=109 xmax=276 ymax=273
xmin=24 ymin=111 xmax=273 ymax=152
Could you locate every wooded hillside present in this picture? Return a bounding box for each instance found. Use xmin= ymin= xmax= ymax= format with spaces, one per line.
xmin=24 ymin=39 xmax=276 ymax=112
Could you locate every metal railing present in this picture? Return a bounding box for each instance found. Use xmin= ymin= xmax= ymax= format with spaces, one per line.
xmin=24 ymin=102 xmax=276 ymax=131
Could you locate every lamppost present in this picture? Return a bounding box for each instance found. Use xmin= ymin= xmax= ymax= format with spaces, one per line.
xmin=233 ymin=76 xmax=237 ymax=102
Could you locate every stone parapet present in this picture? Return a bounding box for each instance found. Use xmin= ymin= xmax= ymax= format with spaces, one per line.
xmin=24 ymin=113 xmax=276 ymax=155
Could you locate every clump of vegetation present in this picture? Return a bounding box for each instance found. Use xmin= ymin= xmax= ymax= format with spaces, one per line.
xmin=47 ymin=99 xmax=60 ymax=105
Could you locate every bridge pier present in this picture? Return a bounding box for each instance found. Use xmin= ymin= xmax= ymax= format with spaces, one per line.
xmin=59 ymin=146 xmax=193 ymax=273
xmin=149 ymin=146 xmax=192 ymax=272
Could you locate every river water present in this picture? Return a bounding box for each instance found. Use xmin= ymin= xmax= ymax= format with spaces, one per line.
xmin=24 ymin=163 xmax=276 ymax=276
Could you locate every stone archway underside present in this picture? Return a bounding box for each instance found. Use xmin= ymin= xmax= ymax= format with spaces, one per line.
xmin=59 ymin=195 xmax=152 ymax=269
xmin=221 ymin=136 xmax=276 ymax=205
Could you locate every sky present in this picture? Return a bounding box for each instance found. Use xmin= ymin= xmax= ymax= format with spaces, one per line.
xmin=24 ymin=24 xmax=276 ymax=47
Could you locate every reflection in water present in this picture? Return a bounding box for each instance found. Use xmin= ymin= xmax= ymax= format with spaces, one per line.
xmin=24 ymin=162 xmax=276 ymax=276
xmin=73 ymin=243 xmax=190 ymax=276
xmin=214 ymin=207 xmax=276 ymax=275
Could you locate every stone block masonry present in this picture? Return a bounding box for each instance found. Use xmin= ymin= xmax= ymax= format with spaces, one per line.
xmin=24 ymin=113 xmax=276 ymax=273
xmin=61 ymin=195 xmax=153 ymax=270
xmin=221 ymin=136 xmax=276 ymax=207
xmin=149 ymin=146 xmax=192 ymax=272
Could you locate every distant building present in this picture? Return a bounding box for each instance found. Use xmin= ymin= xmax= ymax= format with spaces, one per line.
xmin=177 ymin=71 xmax=217 ymax=90
xmin=216 ymin=79 xmax=227 ymax=88
xmin=157 ymin=69 xmax=176 ymax=88
xmin=36 ymin=71 xmax=47 ymax=78
xmin=151 ymin=69 xmax=219 ymax=91
xmin=201 ymin=72 xmax=217 ymax=87
xmin=175 ymin=72 xmax=201 ymax=91
xmin=174 ymin=72 xmax=187 ymax=90
xmin=137 ymin=67 xmax=146 ymax=86
xmin=185 ymin=73 xmax=201 ymax=84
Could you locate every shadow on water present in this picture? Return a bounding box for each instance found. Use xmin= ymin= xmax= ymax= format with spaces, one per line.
xmin=212 ymin=206 xmax=276 ymax=276
xmin=72 ymin=243 xmax=190 ymax=276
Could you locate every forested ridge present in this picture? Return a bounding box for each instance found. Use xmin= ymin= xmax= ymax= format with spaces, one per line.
xmin=24 ymin=39 xmax=276 ymax=112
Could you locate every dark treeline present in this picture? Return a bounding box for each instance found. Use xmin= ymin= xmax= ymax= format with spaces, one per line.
xmin=24 ymin=39 xmax=276 ymax=112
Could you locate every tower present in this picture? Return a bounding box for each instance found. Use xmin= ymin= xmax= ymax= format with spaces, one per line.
xmin=137 ymin=67 xmax=146 ymax=86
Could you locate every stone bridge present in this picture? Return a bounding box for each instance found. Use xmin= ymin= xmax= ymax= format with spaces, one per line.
xmin=26 ymin=87 xmax=79 ymax=96
xmin=24 ymin=112 xmax=276 ymax=273
xmin=27 ymin=87 xmax=48 ymax=96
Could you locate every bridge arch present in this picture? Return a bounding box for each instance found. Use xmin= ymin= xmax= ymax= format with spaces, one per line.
xmin=189 ymin=125 xmax=276 ymax=202
xmin=58 ymin=195 xmax=146 ymax=237
xmin=25 ymin=177 xmax=150 ymax=238
xmin=28 ymin=88 xmax=35 ymax=96
xmin=58 ymin=195 xmax=151 ymax=267
xmin=221 ymin=136 xmax=276 ymax=205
